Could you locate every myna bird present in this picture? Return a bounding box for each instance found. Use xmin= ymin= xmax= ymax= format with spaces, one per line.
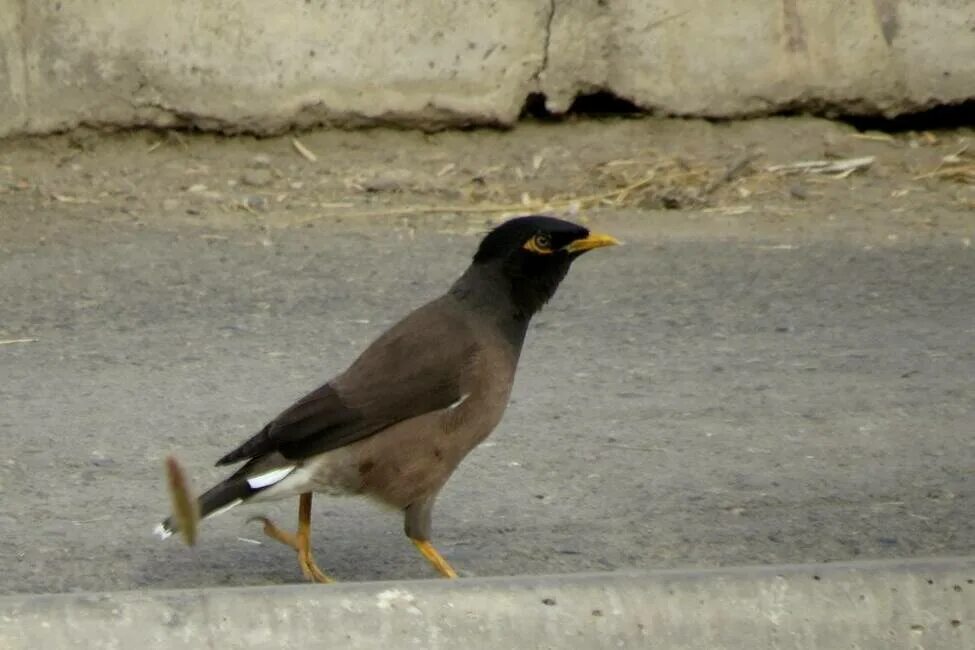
xmin=155 ymin=215 xmax=619 ymax=582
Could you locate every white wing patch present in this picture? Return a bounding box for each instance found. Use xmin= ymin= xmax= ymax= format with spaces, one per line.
xmin=447 ymin=392 xmax=471 ymax=410
xmin=246 ymin=466 xmax=296 ymax=489
xmin=153 ymin=523 xmax=173 ymax=540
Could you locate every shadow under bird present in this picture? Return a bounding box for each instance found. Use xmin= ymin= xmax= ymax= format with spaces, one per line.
xmin=155 ymin=215 xmax=619 ymax=582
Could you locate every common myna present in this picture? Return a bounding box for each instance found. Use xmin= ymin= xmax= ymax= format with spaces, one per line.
xmin=155 ymin=215 xmax=618 ymax=582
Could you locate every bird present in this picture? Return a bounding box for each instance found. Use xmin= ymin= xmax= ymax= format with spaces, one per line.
xmin=154 ymin=215 xmax=619 ymax=582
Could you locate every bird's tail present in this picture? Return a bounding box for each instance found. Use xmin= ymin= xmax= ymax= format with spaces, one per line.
xmin=154 ymin=456 xmax=252 ymax=545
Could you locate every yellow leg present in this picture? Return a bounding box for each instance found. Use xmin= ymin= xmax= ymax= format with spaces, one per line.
xmin=249 ymin=516 xmax=298 ymax=550
xmin=251 ymin=493 xmax=334 ymax=583
xmin=296 ymin=493 xmax=333 ymax=584
xmin=411 ymin=539 xmax=458 ymax=578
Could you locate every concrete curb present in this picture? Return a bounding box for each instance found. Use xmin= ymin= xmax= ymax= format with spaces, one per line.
xmin=2 ymin=1 xmax=974 ymax=137
xmin=1 ymin=557 xmax=972 ymax=649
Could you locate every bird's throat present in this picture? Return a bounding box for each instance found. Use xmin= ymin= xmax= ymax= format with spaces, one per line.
xmin=449 ymin=261 xmax=542 ymax=350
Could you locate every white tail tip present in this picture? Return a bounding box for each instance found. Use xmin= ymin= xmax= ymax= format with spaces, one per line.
xmin=153 ymin=523 xmax=173 ymax=540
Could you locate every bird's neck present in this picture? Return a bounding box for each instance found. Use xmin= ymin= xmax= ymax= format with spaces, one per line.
xmin=448 ymin=261 xmax=537 ymax=351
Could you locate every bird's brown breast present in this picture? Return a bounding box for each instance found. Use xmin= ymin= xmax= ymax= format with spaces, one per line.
xmin=320 ymin=323 xmax=518 ymax=509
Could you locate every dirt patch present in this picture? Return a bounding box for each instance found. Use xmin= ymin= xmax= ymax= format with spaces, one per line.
xmin=1 ymin=117 xmax=972 ymax=243
xmin=1 ymin=117 xmax=973 ymax=594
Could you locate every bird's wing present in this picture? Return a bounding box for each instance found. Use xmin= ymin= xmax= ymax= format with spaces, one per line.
xmin=216 ymin=297 xmax=475 ymax=466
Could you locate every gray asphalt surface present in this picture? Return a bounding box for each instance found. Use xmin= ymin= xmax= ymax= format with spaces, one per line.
xmin=1 ymin=212 xmax=972 ymax=595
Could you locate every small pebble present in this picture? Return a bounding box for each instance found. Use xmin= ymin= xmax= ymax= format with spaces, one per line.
xmin=241 ymin=168 xmax=273 ymax=187
xmin=246 ymin=195 xmax=268 ymax=211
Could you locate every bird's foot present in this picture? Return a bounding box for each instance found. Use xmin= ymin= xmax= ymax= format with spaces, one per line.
xmin=249 ymin=515 xmax=299 ymax=550
xmin=411 ymin=538 xmax=458 ymax=578
xmin=249 ymin=502 xmax=335 ymax=583
xmin=297 ymin=543 xmax=333 ymax=583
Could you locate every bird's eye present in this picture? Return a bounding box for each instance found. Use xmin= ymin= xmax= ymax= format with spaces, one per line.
xmin=522 ymin=233 xmax=555 ymax=254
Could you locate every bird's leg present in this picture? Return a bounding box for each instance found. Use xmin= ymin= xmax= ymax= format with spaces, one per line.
xmin=411 ymin=538 xmax=458 ymax=578
xmin=295 ymin=492 xmax=333 ymax=583
xmin=250 ymin=516 xmax=299 ymax=550
xmin=405 ymin=497 xmax=458 ymax=578
xmin=250 ymin=493 xmax=333 ymax=583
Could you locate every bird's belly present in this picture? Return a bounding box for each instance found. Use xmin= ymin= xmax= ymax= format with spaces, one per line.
xmin=351 ymin=399 xmax=506 ymax=509
xmin=257 ymin=380 xmax=511 ymax=509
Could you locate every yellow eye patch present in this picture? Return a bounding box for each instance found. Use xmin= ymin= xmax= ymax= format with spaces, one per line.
xmin=522 ymin=234 xmax=554 ymax=254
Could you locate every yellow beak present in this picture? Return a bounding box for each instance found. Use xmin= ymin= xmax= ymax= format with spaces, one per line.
xmin=564 ymin=232 xmax=621 ymax=254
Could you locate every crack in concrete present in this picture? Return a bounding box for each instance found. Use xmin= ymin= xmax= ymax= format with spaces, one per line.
xmin=15 ymin=0 xmax=29 ymax=127
xmin=532 ymin=0 xmax=556 ymax=85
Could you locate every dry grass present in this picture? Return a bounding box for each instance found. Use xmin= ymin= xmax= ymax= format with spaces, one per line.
xmin=296 ymin=152 xmax=781 ymax=222
xmin=913 ymin=144 xmax=975 ymax=184
xmin=297 ymin=148 xmax=890 ymax=223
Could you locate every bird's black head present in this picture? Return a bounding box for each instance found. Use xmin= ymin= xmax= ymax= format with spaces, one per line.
xmin=468 ymin=215 xmax=619 ymax=319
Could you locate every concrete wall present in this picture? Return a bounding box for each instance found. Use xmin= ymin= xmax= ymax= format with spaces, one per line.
xmin=1 ymin=1 xmax=973 ymax=137
xmin=2 ymin=558 xmax=973 ymax=649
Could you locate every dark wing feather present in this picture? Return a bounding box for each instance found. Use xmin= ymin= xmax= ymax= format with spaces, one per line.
xmin=216 ymin=297 xmax=475 ymax=465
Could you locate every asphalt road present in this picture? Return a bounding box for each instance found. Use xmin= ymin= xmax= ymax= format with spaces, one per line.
xmin=1 ymin=212 xmax=972 ymax=595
